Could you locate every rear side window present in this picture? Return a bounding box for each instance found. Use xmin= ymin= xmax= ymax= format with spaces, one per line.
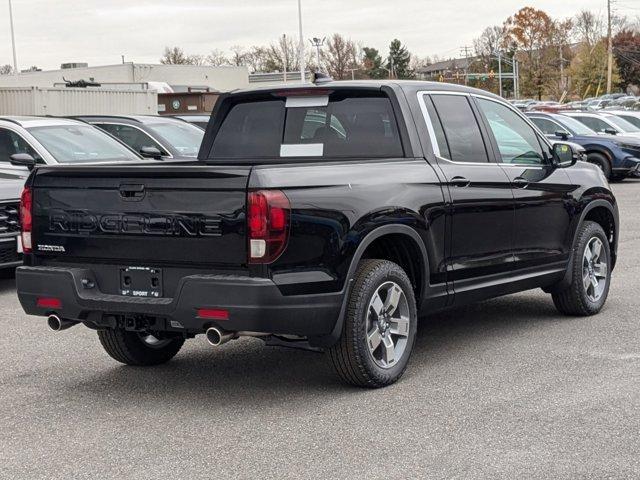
xmin=573 ymin=116 xmax=612 ymax=133
xmin=618 ymin=114 xmax=640 ymax=129
xmin=210 ymin=94 xmax=403 ymax=159
xmin=530 ymin=117 xmax=563 ymax=136
xmin=429 ymin=94 xmax=489 ymax=163
xmin=97 ymin=124 xmax=168 ymax=156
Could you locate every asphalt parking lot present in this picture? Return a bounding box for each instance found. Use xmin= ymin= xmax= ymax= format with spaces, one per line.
xmin=1 ymin=182 xmax=639 ymax=480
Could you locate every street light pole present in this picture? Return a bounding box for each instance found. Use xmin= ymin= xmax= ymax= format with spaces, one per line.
xmin=8 ymin=0 xmax=18 ymax=74
xmin=310 ymin=37 xmax=325 ymax=71
xmin=297 ymin=0 xmax=306 ymax=83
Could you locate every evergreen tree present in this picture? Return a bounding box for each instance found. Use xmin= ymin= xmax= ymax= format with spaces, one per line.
xmin=387 ymin=39 xmax=414 ymax=79
xmin=362 ymin=47 xmax=385 ymax=79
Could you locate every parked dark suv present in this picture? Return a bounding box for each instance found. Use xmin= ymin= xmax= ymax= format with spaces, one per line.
xmin=17 ymin=81 xmax=618 ymax=388
xmin=527 ymin=111 xmax=640 ymax=180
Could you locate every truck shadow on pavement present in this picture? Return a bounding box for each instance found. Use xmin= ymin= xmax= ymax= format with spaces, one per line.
xmin=63 ymin=292 xmax=566 ymax=407
xmin=0 ymin=273 xmax=16 ymax=293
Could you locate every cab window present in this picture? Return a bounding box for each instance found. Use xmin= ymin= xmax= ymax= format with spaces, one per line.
xmin=429 ymin=94 xmax=489 ymax=163
xmin=476 ymin=98 xmax=545 ymax=165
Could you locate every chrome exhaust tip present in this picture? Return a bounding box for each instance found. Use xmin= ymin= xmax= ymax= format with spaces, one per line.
xmin=205 ymin=327 xmax=235 ymax=346
xmin=47 ymin=315 xmax=77 ymax=332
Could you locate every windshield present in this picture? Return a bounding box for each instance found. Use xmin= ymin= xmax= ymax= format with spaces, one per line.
xmin=606 ymin=115 xmax=640 ymax=133
xmin=27 ymin=125 xmax=141 ymax=163
xmin=555 ymin=115 xmax=597 ymax=135
xmin=146 ymin=121 xmax=204 ymax=157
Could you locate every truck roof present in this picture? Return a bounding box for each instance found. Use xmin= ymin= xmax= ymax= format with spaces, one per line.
xmin=230 ymin=80 xmax=505 ymax=101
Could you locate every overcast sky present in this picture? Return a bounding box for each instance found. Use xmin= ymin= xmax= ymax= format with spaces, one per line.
xmin=1 ymin=0 xmax=636 ymax=71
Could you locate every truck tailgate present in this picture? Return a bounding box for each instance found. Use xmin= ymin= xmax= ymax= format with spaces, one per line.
xmin=30 ymin=165 xmax=250 ymax=267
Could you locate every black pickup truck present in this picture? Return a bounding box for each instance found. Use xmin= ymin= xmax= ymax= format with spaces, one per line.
xmin=16 ymin=81 xmax=618 ymax=388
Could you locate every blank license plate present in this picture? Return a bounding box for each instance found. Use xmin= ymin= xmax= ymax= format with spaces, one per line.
xmin=120 ymin=266 xmax=162 ymax=298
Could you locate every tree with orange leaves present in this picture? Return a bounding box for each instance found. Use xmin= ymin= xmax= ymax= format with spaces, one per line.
xmin=504 ymin=7 xmax=569 ymax=100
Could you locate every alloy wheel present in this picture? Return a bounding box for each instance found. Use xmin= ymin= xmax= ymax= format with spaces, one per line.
xmin=582 ymin=237 xmax=608 ymax=302
xmin=366 ymin=281 xmax=410 ymax=369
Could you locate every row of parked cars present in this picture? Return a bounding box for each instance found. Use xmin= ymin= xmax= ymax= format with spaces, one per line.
xmin=513 ymin=93 xmax=640 ymax=113
xmin=0 ymin=113 xmax=208 ymax=270
xmin=524 ymin=110 xmax=640 ymax=181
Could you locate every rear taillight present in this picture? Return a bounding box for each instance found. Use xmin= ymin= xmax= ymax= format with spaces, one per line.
xmin=247 ymin=190 xmax=290 ymax=264
xmin=20 ymin=187 xmax=32 ymax=253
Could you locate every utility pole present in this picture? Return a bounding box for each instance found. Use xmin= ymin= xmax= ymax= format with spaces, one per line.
xmin=606 ymin=0 xmax=613 ymax=94
xmin=297 ymin=0 xmax=306 ymax=83
xmin=283 ymin=34 xmax=288 ymax=83
xmin=460 ymin=45 xmax=472 ymax=86
xmin=8 ymin=0 xmax=18 ymax=74
xmin=497 ymin=51 xmax=503 ymax=97
xmin=559 ymin=45 xmax=564 ymax=89
xmin=513 ymin=55 xmax=520 ymax=100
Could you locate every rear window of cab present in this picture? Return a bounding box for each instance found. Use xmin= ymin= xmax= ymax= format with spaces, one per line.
xmin=208 ymin=91 xmax=404 ymax=160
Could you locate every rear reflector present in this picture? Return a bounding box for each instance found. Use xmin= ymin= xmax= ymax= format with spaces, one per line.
xmin=197 ymin=309 xmax=229 ymax=320
xmin=37 ymin=297 xmax=62 ymax=309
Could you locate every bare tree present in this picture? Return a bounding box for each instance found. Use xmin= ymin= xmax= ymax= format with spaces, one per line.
xmin=206 ymin=49 xmax=229 ymax=67
xmin=573 ymin=10 xmax=605 ymax=47
xmin=263 ymin=35 xmax=313 ymax=73
xmin=245 ymin=46 xmax=269 ymax=73
xmin=322 ymin=34 xmax=359 ymax=79
xmin=474 ymin=25 xmax=507 ymax=59
xmin=160 ymin=47 xmax=192 ymax=65
xmin=228 ymin=45 xmax=249 ymax=67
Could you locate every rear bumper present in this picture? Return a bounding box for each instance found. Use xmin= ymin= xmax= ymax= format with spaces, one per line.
xmin=16 ymin=266 xmax=343 ymax=337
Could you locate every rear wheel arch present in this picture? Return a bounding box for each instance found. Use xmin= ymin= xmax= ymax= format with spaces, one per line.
xmin=582 ymin=204 xmax=617 ymax=268
xmin=546 ymin=200 xmax=618 ymax=294
xmin=347 ymin=225 xmax=429 ymax=305
xmin=312 ymin=224 xmax=429 ymax=348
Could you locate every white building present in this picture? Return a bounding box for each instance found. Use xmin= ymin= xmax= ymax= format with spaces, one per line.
xmin=0 ymin=63 xmax=249 ymax=92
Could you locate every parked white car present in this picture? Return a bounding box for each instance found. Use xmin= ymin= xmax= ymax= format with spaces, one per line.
xmin=563 ymin=112 xmax=640 ymax=139
xmin=0 ymin=116 xmax=144 ymax=175
xmin=606 ymin=111 xmax=640 ymax=130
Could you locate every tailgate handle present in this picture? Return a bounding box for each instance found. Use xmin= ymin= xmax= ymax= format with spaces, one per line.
xmin=119 ymin=184 xmax=145 ymax=201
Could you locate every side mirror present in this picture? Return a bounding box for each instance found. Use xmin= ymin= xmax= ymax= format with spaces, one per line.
xmin=554 ymin=130 xmax=570 ymax=140
xmin=10 ymin=153 xmax=36 ymax=170
xmin=604 ymin=128 xmax=618 ymax=135
xmin=551 ymin=142 xmax=578 ymax=168
xmin=140 ymin=146 xmax=163 ymax=160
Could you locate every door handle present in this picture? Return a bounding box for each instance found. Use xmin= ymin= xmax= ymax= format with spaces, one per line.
xmin=450 ymin=176 xmax=470 ymax=188
xmin=512 ymin=177 xmax=529 ymax=188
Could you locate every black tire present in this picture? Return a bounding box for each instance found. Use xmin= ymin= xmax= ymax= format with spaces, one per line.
xmin=97 ymin=329 xmax=185 ymax=366
xmin=328 ymin=259 xmax=418 ymax=388
xmin=587 ymin=152 xmax=612 ymax=179
xmin=552 ymin=221 xmax=611 ymax=316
